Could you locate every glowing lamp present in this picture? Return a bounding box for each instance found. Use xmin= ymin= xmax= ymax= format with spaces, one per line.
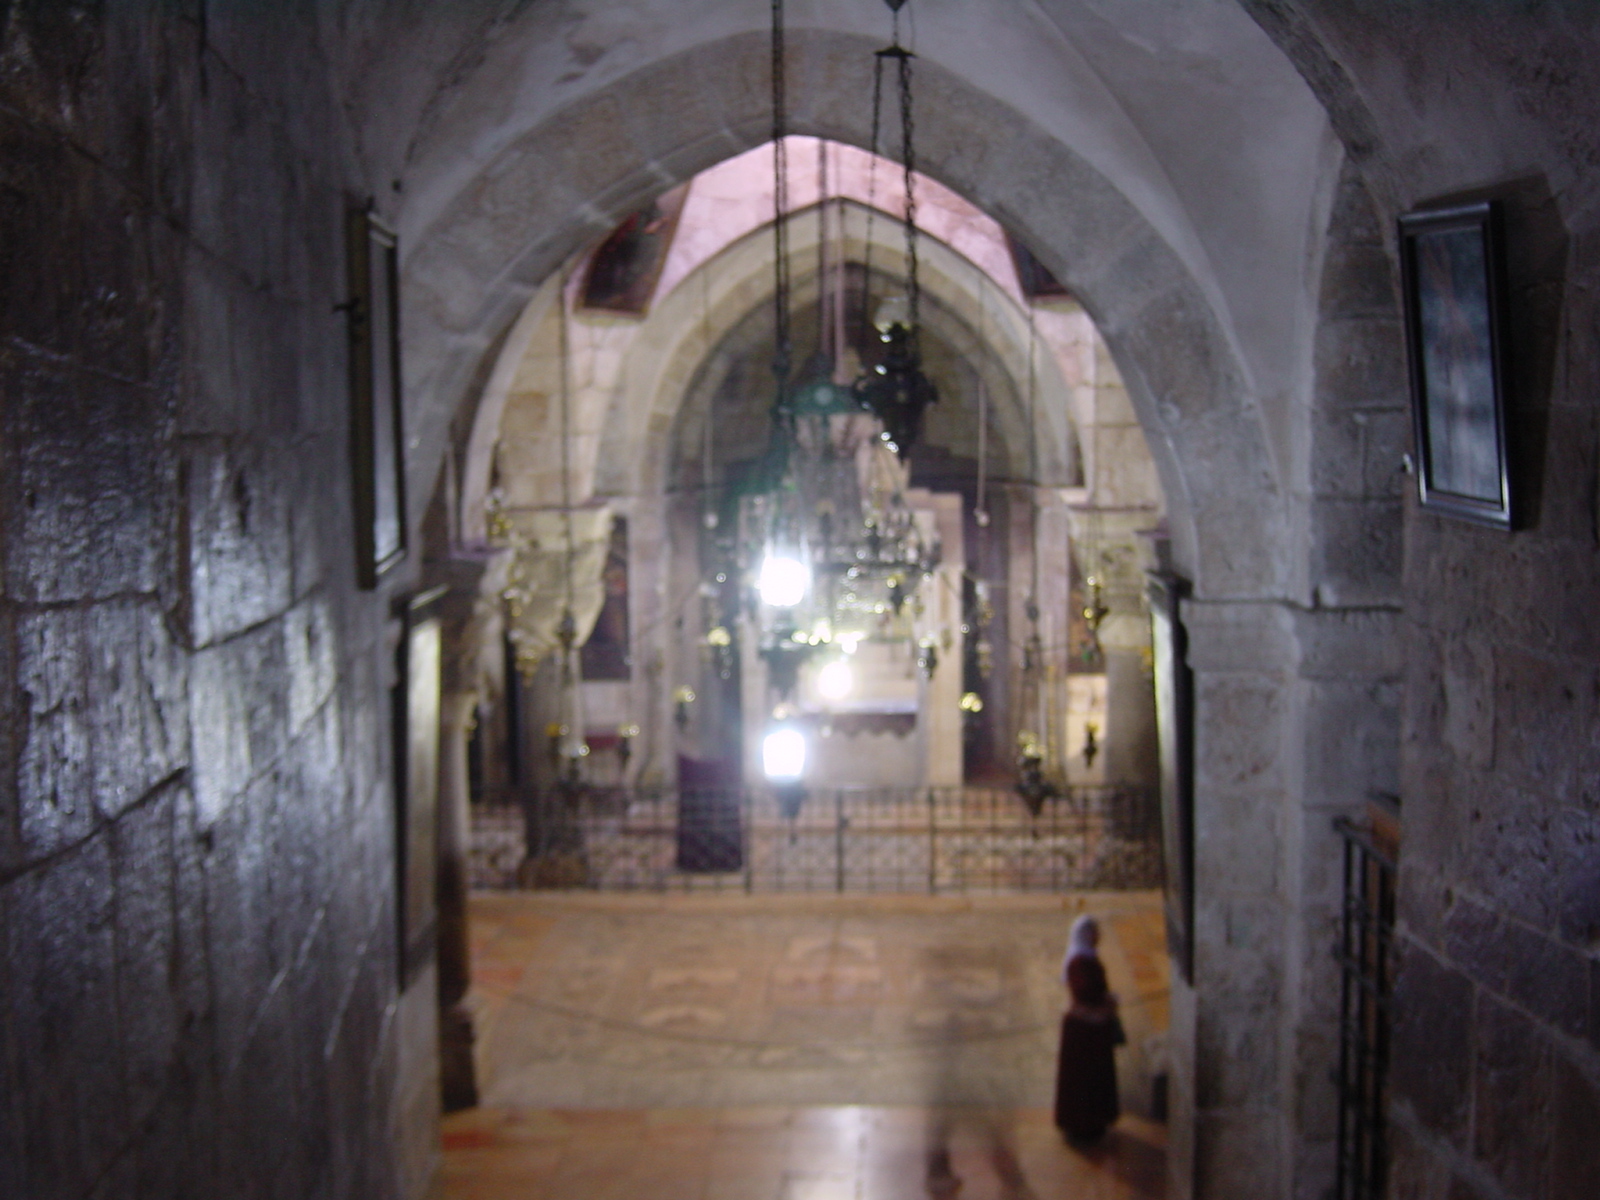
xmin=758 ymin=555 xmax=809 ymax=608
xmin=816 ymin=660 xmax=854 ymax=703
xmin=762 ymin=726 xmax=807 ymax=781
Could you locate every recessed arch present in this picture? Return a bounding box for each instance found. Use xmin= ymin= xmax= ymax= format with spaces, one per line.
xmin=402 ymin=25 xmax=1335 ymax=600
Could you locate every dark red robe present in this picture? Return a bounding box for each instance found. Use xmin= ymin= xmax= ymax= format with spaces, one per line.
xmin=1054 ymin=954 xmax=1120 ymax=1140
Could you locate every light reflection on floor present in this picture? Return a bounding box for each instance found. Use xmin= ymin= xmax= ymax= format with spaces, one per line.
xmin=438 ymin=892 xmax=1168 ymax=1199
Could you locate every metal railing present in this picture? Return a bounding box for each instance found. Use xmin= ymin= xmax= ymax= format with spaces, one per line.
xmin=1332 ymin=816 xmax=1397 ymax=1200
xmin=470 ymin=783 xmax=1162 ymax=895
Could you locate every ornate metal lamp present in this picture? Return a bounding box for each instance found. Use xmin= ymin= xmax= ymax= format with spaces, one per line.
xmin=853 ymin=2 xmax=938 ymax=459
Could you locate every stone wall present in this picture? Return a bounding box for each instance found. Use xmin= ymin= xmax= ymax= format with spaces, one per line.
xmin=1245 ymin=5 xmax=1600 ymax=1198
xmin=0 ymin=7 xmax=430 ymax=1199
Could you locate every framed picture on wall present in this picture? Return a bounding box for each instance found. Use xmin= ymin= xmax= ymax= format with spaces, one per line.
xmin=346 ymin=207 xmax=408 ymax=588
xmin=394 ymin=587 xmax=446 ymax=987
xmin=1398 ymin=200 xmax=1513 ymax=529
xmin=1147 ymin=571 xmax=1194 ymax=985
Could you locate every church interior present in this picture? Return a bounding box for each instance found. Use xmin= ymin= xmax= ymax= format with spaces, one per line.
xmin=2 ymin=3 xmax=1598 ymax=1199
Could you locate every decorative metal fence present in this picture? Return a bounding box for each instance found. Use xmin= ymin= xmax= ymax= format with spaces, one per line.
xmin=1332 ymin=815 xmax=1397 ymax=1200
xmin=470 ymin=784 xmax=1163 ymax=895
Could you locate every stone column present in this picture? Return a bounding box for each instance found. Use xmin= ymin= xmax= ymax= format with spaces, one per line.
xmin=1098 ymin=612 xmax=1159 ymax=788
xmin=437 ymin=689 xmax=479 ymax=1112
xmin=432 ymin=562 xmax=487 ymax=1113
xmin=1179 ymin=599 xmax=1298 ymax=1200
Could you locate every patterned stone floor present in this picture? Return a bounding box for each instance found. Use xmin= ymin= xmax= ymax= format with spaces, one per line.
xmin=437 ymin=1105 xmax=1168 ymax=1200
xmin=438 ymin=891 xmax=1170 ymax=1199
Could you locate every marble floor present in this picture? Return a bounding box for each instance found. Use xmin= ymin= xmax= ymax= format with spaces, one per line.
xmin=438 ymin=891 xmax=1170 ymax=1199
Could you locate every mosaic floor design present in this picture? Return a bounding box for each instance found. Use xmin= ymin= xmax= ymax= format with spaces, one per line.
xmin=465 ymin=891 xmax=1170 ymax=1112
xmin=436 ymin=1104 xmax=1168 ymax=1200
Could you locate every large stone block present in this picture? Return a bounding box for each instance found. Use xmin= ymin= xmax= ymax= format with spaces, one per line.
xmin=0 ymin=353 xmax=173 ymax=604
xmin=1291 ymin=1017 xmax=1342 ymax=1143
xmin=1472 ymin=995 xmax=1553 ymax=1199
xmin=7 ymin=834 xmax=127 ymax=1199
xmin=14 ymin=600 xmax=189 ymax=857
xmin=1454 ymin=785 xmax=1564 ymax=932
xmin=1440 ymin=634 xmax=1495 ymax=773
xmin=1195 ymin=674 xmax=1289 ymax=794
xmin=183 ymin=439 xmax=295 ymax=648
xmin=201 ymin=775 xmax=280 ymax=1069
xmin=1194 ymin=896 xmax=1287 ymax=1010
xmin=1184 ymin=600 xmax=1297 ymax=673
xmin=1388 ymin=938 xmax=1472 ymax=1147
xmin=108 ymin=787 xmax=183 ymax=1121
xmin=189 ymin=617 xmax=295 ymax=825
xmin=1492 ymin=645 xmax=1594 ymax=797
xmin=1311 ymin=402 xmax=1409 ymax=502
xmin=1444 ymin=894 xmax=1588 ymax=1040
xmin=1300 ymin=679 xmax=1399 ymax=811
xmin=188 ymin=61 xmax=298 ymax=295
xmin=1551 ymin=1053 xmax=1600 ymax=1200
xmin=86 ymin=599 xmax=190 ymax=821
xmin=1590 ymin=957 xmax=1600 ymax=1055
xmin=1318 ymin=240 xmax=1399 ymax=318
xmin=14 ymin=606 xmax=94 ymax=858
xmin=1326 ymin=167 xmax=1385 ymax=249
xmin=285 ymin=593 xmax=339 ymax=733
xmin=1313 ymin=315 xmax=1409 ymax=410
xmin=1387 ymin=1116 xmax=1453 ymax=1200
xmin=0 ymin=888 xmax=19 ymax=1200
xmin=1310 ymin=495 xmax=1402 ymax=607
xmin=1195 ymin=789 xmax=1282 ymax=896
xmin=1534 ymin=400 xmax=1598 ymax=544
xmin=1196 ymin=1001 xmax=1280 ymax=1108
xmin=0 ymin=110 xmax=89 ymax=360
xmin=1194 ymin=1109 xmax=1284 ymax=1198
xmin=1294 ymin=606 xmax=1403 ymax=680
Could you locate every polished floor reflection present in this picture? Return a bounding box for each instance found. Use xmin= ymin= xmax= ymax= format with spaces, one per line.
xmin=438 ymin=1104 xmax=1167 ymax=1199
xmin=439 ymin=892 xmax=1169 ymax=1198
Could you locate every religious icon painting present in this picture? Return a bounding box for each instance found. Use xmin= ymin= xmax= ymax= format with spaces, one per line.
xmin=1398 ymin=200 xmax=1514 ymax=529
xmin=346 ymin=206 xmax=409 ymax=587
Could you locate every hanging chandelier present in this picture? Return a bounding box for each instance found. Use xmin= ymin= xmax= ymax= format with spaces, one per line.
xmin=738 ymin=0 xmax=940 ymax=643
xmin=852 ymin=0 xmax=938 ymax=460
xmin=488 ymin=267 xmax=591 ymax=792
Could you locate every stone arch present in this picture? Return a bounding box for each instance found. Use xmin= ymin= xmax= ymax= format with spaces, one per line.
xmin=401 ymin=26 xmax=1327 ymax=601
xmin=459 ymin=188 xmax=1100 ymax=545
xmin=601 ymin=203 xmax=1078 ymax=498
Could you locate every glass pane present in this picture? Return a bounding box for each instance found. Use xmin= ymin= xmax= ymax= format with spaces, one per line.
xmin=1416 ymin=226 xmax=1501 ymax=502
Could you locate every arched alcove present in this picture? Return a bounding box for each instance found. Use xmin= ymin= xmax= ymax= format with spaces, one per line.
xmin=392 ymin=22 xmax=1337 ymax=602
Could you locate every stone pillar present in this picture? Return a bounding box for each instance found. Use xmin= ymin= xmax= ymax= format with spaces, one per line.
xmin=1180 ymin=599 xmax=1298 ymax=1200
xmin=1098 ymin=612 xmax=1159 ymax=788
xmin=437 ymin=689 xmax=479 ymax=1112
xmin=432 ymin=562 xmax=488 ymax=1113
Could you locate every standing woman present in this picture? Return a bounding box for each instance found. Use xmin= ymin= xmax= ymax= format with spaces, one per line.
xmin=1054 ymin=914 xmax=1122 ymax=1142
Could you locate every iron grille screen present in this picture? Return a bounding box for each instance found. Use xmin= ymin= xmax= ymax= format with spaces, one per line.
xmin=1333 ymin=816 xmax=1396 ymax=1200
xmin=471 ymin=785 xmax=1163 ymax=895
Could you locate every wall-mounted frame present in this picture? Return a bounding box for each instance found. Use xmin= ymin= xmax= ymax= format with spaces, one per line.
xmin=1147 ymin=571 xmax=1194 ymax=986
xmin=394 ymin=587 xmax=446 ymax=987
xmin=347 ymin=207 xmax=408 ymax=587
xmin=1398 ymin=200 xmax=1513 ymax=529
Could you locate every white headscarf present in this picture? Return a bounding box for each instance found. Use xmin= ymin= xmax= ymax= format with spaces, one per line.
xmin=1061 ymin=914 xmax=1101 ymax=983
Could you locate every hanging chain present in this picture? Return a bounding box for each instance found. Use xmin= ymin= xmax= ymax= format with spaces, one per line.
xmin=898 ymin=44 xmax=919 ymax=351
xmin=770 ymin=0 xmax=792 ymax=403
xmin=862 ymin=49 xmax=884 ymax=341
xmin=817 ymin=137 xmax=830 ymax=368
xmin=558 ymin=267 xmax=578 ymax=683
xmin=975 ymin=267 xmax=989 ymax=529
xmin=1025 ymin=300 xmax=1041 ymax=607
xmin=701 ymin=266 xmax=715 ymax=527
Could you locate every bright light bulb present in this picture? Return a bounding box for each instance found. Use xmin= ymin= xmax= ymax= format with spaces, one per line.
xmin=816 ymin=660 xmax=854 ymax=702
xmin=758 ymin=555 xmax=809 ymax=607
xmin=762 ymin=727 xmax=807 ymax=781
